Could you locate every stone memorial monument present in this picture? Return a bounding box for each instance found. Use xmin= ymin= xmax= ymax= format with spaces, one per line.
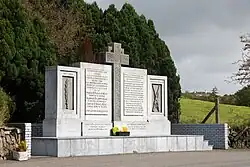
xmin=32 ymin=42 xmax=213 ymax=157
xmin=42 ymin=42 xmax=170 ymax=137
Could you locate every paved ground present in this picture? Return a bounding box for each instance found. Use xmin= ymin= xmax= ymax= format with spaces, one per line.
xmin=0 ymin=150 xmax=249 ymax=167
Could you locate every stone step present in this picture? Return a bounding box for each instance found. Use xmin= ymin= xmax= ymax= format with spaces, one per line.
xmin=203 ymin=145 xmax=213 ymax=151
xmin=202 ymin=140 xmax=209 ymax=148
xmin=202 ymin=140 xmax=213 ymax=151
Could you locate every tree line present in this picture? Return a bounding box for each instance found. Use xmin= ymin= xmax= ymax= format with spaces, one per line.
xmin=182 ymin=85 xmax=250 ymax=107
xmin=0 ymin=0 xmax=181 ymax=124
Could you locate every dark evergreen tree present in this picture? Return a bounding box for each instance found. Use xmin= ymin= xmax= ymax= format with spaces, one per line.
xmin=0 ymin=0 xmax=181 ymax=123
xmin=85 ymin=3 xmax=181 ymax=122
xmin=234 ymin=85 xmax=250 ymax=107
xmin=0 ymin=0 xmax=57 ymax=122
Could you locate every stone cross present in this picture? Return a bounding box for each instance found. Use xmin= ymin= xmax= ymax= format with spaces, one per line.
xmin=104 ymin=42 xmax=129 ymax=121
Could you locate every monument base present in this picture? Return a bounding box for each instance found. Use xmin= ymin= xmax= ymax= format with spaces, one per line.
xmin=31 ymin=135 xmax=213 ymax=157
xmin=43 ymin=118 xmax=82 ymax=137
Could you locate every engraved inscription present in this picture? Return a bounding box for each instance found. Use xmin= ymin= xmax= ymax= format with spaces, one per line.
xmin=127 ymin=123 xmax=147 ymax=130
xmin=123 ymin=72 xmax=145 ymax=116
xmin=85 ymin=123 xmax=110 ymax=131
xmin=152 ymin=84 xmax=162 ymax=113
xmin=62 ymin=76 xmax=74 ymax=110
xmin=85 ymin=68 xmax=109 ymax=115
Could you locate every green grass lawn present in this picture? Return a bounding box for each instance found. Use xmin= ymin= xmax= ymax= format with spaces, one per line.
xmin=180 ymin=98 xmax=250 ymax=126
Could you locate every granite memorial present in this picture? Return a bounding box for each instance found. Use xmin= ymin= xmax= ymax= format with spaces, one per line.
xmin=32 ymin=42 xmax=213 ymax=157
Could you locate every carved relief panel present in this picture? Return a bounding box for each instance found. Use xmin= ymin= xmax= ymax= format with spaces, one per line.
xmin=62 ymin=76 xmax=74 ymax=110
xmin=60 ymin=70 xmax=78 ymax=116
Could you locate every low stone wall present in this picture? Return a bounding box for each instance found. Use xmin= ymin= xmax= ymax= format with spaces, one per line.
xmin=0 ymin=127 xmax=21 ymax=159
xmin=8 ymin=123 xmax=32 ymax=157
xmin=171 ymin=124 xmax=229 ymax=149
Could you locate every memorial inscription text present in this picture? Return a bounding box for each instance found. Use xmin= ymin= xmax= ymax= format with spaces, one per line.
xmin=123 ymin=72 xmax=145 ymax=116
xmin=85 ymin=123 xmax=110 ymax=131
xmin=85 ymin=68 xmax=109 ymax=115
xmin=127 ymin=123 xmax=147 ymax=130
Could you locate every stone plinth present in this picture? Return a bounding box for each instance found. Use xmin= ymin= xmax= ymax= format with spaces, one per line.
xmin=31 ymin=135 xmax=213 ymax=157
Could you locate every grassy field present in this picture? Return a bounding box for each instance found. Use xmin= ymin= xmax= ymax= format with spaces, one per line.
xmin=180 ymin=98 xmax=250 ymax=126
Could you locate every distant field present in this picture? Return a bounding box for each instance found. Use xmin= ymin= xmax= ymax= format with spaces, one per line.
xmin=180 ymin=98 xmax=250 ymax=126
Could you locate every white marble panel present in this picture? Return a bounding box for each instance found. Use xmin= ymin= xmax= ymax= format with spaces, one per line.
xmin=177 ymin=136 xmax=187 ymax=151
xmin=99 ymin=138 xmax=123 ymax=155
xmin=57 ymin=118 xmax=81 ymax=137
xmin=98 ymin=139 xmax=113 ymax=155
xmin=123 ymin=138 xmax=139 ymax=153
xmin=196 ymin=136 xmax=204 ymax=151
xmin=70 ymin=139 xmax=86 ymax=156
xmin=112 ymin=138 xmax=124 ymax=154
xmin=76 ymin=62 xmax=112 ymax=122
xmin=121 ymin=67 xmax=147 ymax=122
xmin=168 ymin=137 xmax=177 ymax=151
xmin=186 ymin=137 xmax=196 ymax=151
xmin=58 ymin=140 xmax=71 ymax=157
xmin=156 ymin=137 xmax=168 ymax=152
xmin=202 ymin=140 xmax=209 ymax=149
xmin=146 ymin=119 xmax=171 ymax=136
xmin=85 ymin=68 xmax=110 ymax=115
xmin=137 ymin=138 xmax=147 ymax=153
xmin=146 ymin=137 xmax=157 ymax=152
xmin=85 ymin=139 xmax=99 ymax=155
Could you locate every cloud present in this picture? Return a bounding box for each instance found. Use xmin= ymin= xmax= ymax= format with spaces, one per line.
xmin=86 ymin=0 xmax=250 ymax=94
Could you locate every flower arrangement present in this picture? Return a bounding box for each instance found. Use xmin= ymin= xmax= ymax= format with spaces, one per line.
xmin=112 ymin=126 xmax=120 ymax=136
xmin=111 ymin=124 xmax=130 ymax=136
xmin=122 ymin=125 xmax=128 ymax=132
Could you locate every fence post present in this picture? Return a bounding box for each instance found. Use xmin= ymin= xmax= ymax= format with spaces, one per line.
xmin=215 ymin=97 xmax=220 ymax=124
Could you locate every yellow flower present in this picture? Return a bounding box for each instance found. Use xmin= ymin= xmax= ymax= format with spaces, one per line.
xmin=122 ymin=124 xmax=128 ymax=132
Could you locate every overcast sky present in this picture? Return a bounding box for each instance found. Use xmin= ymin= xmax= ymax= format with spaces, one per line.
xmin=85 ymin=0 xmax=250 ymax=95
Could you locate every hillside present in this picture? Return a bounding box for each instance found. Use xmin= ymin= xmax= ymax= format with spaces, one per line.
xmin=180 ymin=98 xmax=250 ymax=126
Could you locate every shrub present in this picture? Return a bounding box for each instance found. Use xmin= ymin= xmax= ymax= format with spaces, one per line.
xmin=0 ymin=88 xmax=14 ymax=126
xmin=16 ymin=140 xmax=27 ymax=152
